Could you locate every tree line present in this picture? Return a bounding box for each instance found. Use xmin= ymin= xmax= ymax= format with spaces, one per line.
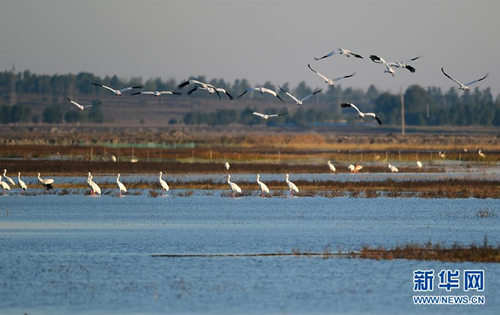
xmin=1 ymin=70 xmax=499 ymax=126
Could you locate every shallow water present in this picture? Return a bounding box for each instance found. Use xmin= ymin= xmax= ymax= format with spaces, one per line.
xmin=1 ymin=195 xmax=499 ymax=314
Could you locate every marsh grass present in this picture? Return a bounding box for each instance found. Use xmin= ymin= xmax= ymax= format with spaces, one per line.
xmin=358 ymin=238 xmax=500 ymax=263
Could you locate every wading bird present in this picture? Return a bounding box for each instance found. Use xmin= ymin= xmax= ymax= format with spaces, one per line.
xmin=438 ymin=152 xmax=446 ymax=159
xmin=238 ymin=87 xmax=283 ymax=102
xmin=327 ymin=161 xmax=336 ymax=173
xmin=37 ymin=173 xmax=54 ymax=190
xmin=116 ymin=173 xmax=127 ymax=197
xmin=308 ymin=64 xmax=356 ymax=87
xmin=478 ymin=150 xmax=486 ymax=158
xmin=250 ymin=111 xmax=287 ymax=120
xmin=18 ymin=172 xmax=27 ymax=192
xmin=278 ymin=85 xmax=321 ymax=106
xmin=0 ymin=176 xmax=11 ymax=193
xmin=224 ymin=162 xmax=230 ymax=171
xmin=369 ymin=55 xmax=395 ymax=77
xmin=441 ymin=68 xmax=488 ymax=92
xmin=348 ymin=165 xmax=363 ymax=173
xmin=2 ymin=169 xmax=15 ymax=186
xmin=256 ymin=174 xmax=270 ymax=197
xmin=285 ymin=174 xmax=299 ymax=197
xmin=92 ymin=82 xmax=143 ymax=96
xmin=226 ymin=174 xmax=242 ymax=198
xmin=417 ymin=161 xmax=423 ymax=168
xmin=314 ymin=48 xmax=363 ymax=60
xmin=340 ymin=103 xmax=382 ymax=125
xmin=66 ymin=98 xmax=100 ymax=111
xmin=87 ymin=172 xmax=101 ymax=195
xmin=159 ymin=171 xmax=169 ymax=195
xmin=388 ymin=163 xmax=399 ymax=173
xmin=131 ymin=91 xmax=181 ymax=97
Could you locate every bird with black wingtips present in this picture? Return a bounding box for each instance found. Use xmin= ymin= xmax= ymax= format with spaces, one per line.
xmin=314 ymin=48 xmax=363 ymax=61
xmin=441 ymin=68 xmax=488 ymax=92
xmin=92 ymin=82 xmax=143 ymax=96
xmin=340 ymin=103 xmax=382 ymax=125
xmin=239 ymin=87 xmax=283 ymax=102
xmin=308 ymin=63 xmax=356 ymax=87
xmin=278 ymin=85 xmax=321 ymax=106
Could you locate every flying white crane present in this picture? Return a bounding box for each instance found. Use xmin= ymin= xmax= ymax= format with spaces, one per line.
xmin=18 ymin=172 xmax=28 ymax=192
xmin=256 ymin=174 xmax=270 ymax=197
xmin=478 ymin=150 xmax=486 ymax=158
xmin=37 ymin=173 xmax=54 ymax=190
xmin=327 ymin=161 xmax=336 ymax=173
xmin=370 ymin=55 xmax=422 ymax=73
xmin=369 ymin=55 xmax=395 ymax=77
xmin=307 ymin=64 xmax=356 ymax=87
xmin=92 ymin=82 xmax=143 ymax=96
xmin=226 ymin=174 xmax=242 ymax=198
xmin=2 ymin=169 xmax=15 ymax=186
xmin=186 ymin=86 xmax=233 ymax=100
xmin=285 ymin=174 xmax=299 ymax=197
xmin=278 ymin=85 xmax=322 ymax=106
xmin=131 ymin=91 xmax=181 ymax=97
xmin=348 ymin=165 xmax=363 ymax=173
xmin=416 ymin=161 xmax=423 ymax=168
xmin=159 ymin=171 xmax=169 ymax=194
xmin=441 ymin=68 xmax=488 ymax=91
xmin=116 ymin=173 xmax=127 ymax=197
xmin=340 ymin=103 xmax=382 ymax=125
xmin=87 ymin=172 xmax=101 ymax=195
xmin=238 ymin=87 xmax=283 ymax=102
xmin=314 ymin=48 xmax=363 ymax=60
xmin=224 ymin=162 xmax=230 ymax=171
xmin=0 ymin=176 xmax=11 ymax=193
xmin=250 ymin=111 xmax=287 ymax=120
xmin=66 ymin=98 xmax=100 ymax=111
xmin=388 ymin=163 xmax=399 ymax=173
xmin=177 ymin=79 xmax=221 ymax=99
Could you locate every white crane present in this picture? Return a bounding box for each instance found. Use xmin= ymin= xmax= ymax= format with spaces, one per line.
xmin=0 ymin=175 xmax=11 ymax=193
xmin=285 ymin=174 xmax=299 ymax=197
xmin=66 ymin=97 xmax=100 ymax=111
xmin=92 ymin=82 xmax=143 ymax=96
xmin=327 ymin=160 xmax=336 ymax=173
xmin=37 ymin=173 xmax=54 ymax=190
xmin=224 ymin=162 xmax=230 ymax=171
xmin=250 ymin=111 xmax=287 ymax=120
xmin=87 ymin=172 xmax=101 ymax=195
xmin=314 ymin=48 xmax=363 ymax=60
xmin=388 ymin=163 xmax=399 ymax=173
xmin=340 ymin=103 xmax=382 ymax=125
xmin=369 ymin=55 xmax=395 ymax=77
xmin=348 ymin=165 xmax=363 ymax=173
xmin=159 ymin=171 xmax=169 ymax=194
xmin=116 ymin=173 xmax=127 ymax=196
xmin=308 ymin=63 xmax=356 ymax=87
xmin=416 ymin=161 xmax=423 ymax=168
xmin=238 ymin=87 xmax=283 ymax=102
xmin=478 ymin=150 xmax=486 ymax=158
xmin=438 ymin=151 xmax=446 ymax=159
xmin=441 ymin=68 xmax=488 ymax=91
xmin=18 ymin=172 xmax=28 ymax=192
xmin=131 ymin=91 xmax=181 ymax=97
xmin=177 ymin=79 xmax=221 ymax=99
xmin=370 ymin=55 xmax=422 ymax=73
xmin=256 ymin=174 xmax=270 ymax=197
xmin=2 ymin=169 xmax=15 ymax=186
xmin=278 ymin=85 xmax=322 ymax=106
xmin=187 ymin=86 xmax=234 ymax=100
xmin=226 ymin=174 xmax=242 ymax=197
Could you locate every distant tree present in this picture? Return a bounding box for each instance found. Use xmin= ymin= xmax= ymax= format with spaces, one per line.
xmin=64 ymin=110 xmax=82 ymax=123
xmin=88 ymin=107 xmax=104 ymax=123
xmin=168 ymin=118 xmax=177 ymax=125
xmin=0 ymin=106 xmax=11 ymax=124
xmin=42 ymin=105 xmax=63 ymax=123
xmin=10 ymin=104 xmax=31 ymax=123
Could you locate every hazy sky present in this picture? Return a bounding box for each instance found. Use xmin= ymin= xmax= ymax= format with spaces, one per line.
xmin=1 ymin=0 xmax=499 ymax=96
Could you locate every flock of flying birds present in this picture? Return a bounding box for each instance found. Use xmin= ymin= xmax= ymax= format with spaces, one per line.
xmin=2 ymin=47 xmax=491 ymax=197
xmin=65 ymin=47 xmax=489 ymax=126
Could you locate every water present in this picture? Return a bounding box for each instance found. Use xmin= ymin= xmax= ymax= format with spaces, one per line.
xmin=1 ymin=195 xmax=499 ymax=314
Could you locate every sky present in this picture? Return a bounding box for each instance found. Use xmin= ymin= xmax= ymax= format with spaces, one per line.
xmin=1 ymin=0 xmax=499 ymax=96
